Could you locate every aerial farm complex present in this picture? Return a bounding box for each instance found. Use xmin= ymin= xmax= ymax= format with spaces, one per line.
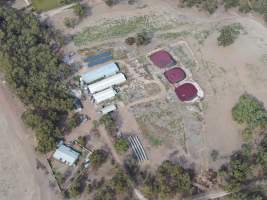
xmin=2 ymin=0 xmax=267 ymax=200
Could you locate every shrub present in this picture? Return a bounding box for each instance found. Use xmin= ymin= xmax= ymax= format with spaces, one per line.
xmin=73 ymin=3 xmax=86 ymax=18
xmin=217 ymin=24 xmax=241 ymax=47
xmin=242 ymin=128 xmax=253 ymax=141
xmin=210 ymin=150 xmax=219 ymax=161
xmin=136 ymin=31 xmax=151 ymax=46
xmin=67 ymin=180 xmax=82 ymax=198
xmin=104 ymin=0 xmax=118 ymax=7
xmin=114 ymin=138 xmax=129 ymax=153
xmin=90 ymin=149 xmax=108 ymax=169
xmin=64 ymin=17 xmax=78 ymax=28
xmin=202 ymin=0 xmax=218 ymax=14
xmin=128 ymin=0 xmax=136 ymax=5
xmin=99 ymin=114 xmax=117 ymax=136
xmin=125 ymin=37 xmax=136 ymax=45
xmin=239 ymin=2 xmax=252 ymax=13
xmin=223 ymin=0 xmax=240 ymax=10
xmin=77 ymin=136 xmax=86 ymax=147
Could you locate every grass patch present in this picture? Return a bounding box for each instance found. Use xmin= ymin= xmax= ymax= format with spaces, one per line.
xmin=146 ymin=133 xmax=162 ymax=146
xmin=73 ymin=15 xmax=176 ymax=46
xmin=32 ymin=0 xmax=63 ymax=11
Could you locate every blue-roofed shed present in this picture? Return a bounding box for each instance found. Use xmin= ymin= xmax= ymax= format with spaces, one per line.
xmin=81 ymin=62 xmax=119 ymax=84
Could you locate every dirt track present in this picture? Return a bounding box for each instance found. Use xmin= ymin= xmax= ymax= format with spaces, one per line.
xmin=0 ymin=82 xmax=58 ymax=200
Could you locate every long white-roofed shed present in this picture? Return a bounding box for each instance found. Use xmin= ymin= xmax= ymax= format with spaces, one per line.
xmin=88 ymin=73 xmax=126 ymax=93
xmin=93 ymin=88 xmax=117 ymax=104
xmin=53 ymin=144 xmax=80 ymax=166
xmin=81 ymin=62 xmax=119 ymax=84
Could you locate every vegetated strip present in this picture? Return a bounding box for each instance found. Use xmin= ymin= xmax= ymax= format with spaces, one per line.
xmin=0 ymin=7 xmax=74 ymax=153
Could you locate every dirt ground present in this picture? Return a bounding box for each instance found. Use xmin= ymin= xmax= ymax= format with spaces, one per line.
xmin=0 ymin=81 xmax=60 ymax=200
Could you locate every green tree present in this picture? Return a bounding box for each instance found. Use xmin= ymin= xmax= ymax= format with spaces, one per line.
xmin=232 ymin=94 xmax=267 ymax=129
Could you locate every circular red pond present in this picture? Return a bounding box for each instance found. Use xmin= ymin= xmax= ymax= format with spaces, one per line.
xmin=164 ymin=67 xmax=186 ymax=83
xmin=175 ymin=83 xmax=198 ymax=102
xmin=149 ymin=50 xmax=176 ymax=68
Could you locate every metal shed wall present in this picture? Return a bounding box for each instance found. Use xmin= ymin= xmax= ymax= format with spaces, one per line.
xmin=88 ymin=73 xmax=126 ymax=93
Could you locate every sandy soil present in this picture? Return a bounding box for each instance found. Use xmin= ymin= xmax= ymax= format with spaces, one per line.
xmin=0 ymin=82 xmax=59 ymax=200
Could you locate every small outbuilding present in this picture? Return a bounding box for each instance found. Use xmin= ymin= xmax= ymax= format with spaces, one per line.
xmin=100 ymin=104 xmax=117 ymax=115
xmin=175 ymin=83 xmax=198 ymax=102
xmin=149 ymin=50 xmax=176 ymax=68
xmin=53 ymin=144 xmax=80 ymax=166
xmin=164 ymin=67 xmax=186 ymax=83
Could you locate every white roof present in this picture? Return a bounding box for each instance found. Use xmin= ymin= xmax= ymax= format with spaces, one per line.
xmin=81 ymin=62 xmax=119 ymax=84
xmin=101 ymin=104 xmax=117 ymax=114
xmin=53 ymin=145 xmax=80 ymax=166
xmin=93 ymin=88 xmax=117 ymax=104
xmin=88 ymin=73 xmax=126 ymax=93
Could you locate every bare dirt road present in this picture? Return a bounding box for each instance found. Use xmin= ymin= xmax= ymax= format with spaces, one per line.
xmin=0 ymin=82 xmax=59 ymax=200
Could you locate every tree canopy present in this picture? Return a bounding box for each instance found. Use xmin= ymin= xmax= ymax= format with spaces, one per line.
xmin=0 ymin=7 xmax=74 ymax=153
xmin=142 ymin=160 xmax=193 ymax=199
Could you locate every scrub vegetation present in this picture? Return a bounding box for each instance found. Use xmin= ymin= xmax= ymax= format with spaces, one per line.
xmin=73 ymin=15 xmax=176 ymax=46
